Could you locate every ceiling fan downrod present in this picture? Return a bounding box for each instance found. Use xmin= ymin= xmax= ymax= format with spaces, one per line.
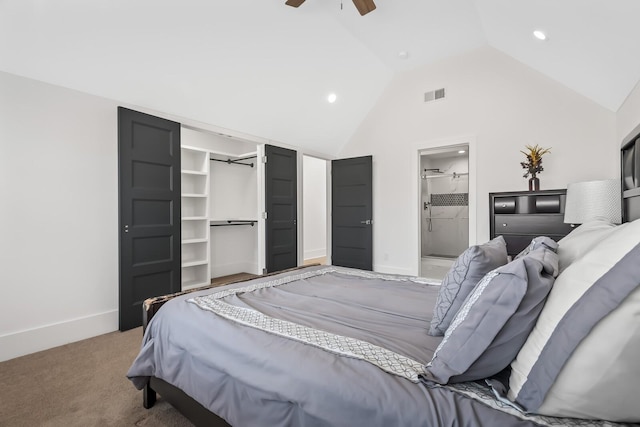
xmin=285 ymin=0 xmax=376 ymax=16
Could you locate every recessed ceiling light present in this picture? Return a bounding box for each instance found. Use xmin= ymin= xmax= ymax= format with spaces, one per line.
xmin=458 ymin=150 xmax=466 ymax=154
xmin=327 ymin=93 xmax=337 ymax=103
xmin=398 ymin=51 xmax=409 ymax=59
xmin=533 ymin=30 xmax=547 ymax=41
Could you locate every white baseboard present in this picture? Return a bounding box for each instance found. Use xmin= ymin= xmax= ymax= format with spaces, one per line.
xmin=372 ymin=264 xmax=415 ymax=276
xmin=0 ymin=310 xmax=118 ymax=362
xmin=304 ymin=248 xmax=326 ymax=260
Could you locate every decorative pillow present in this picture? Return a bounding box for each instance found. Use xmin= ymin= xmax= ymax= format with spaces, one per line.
xmin=428 ymin=236 xmax=508 ymax=336
xmin=506 ymin=218 xmax=640 ymax=422
xmin=556 ymin=219 xmax=618 ymax=273
xmin=514 ymin=236 xmax=558 ymax=260
xmin=423 ymin=246 xmax=558 ymax=384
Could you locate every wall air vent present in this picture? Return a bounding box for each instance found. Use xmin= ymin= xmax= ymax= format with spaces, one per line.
xmin=424 ymin=88 xmax=446 ymax=103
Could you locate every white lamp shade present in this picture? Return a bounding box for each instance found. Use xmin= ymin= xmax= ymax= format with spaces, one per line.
xmin=564 ymin=179 xmax=622 ymax=224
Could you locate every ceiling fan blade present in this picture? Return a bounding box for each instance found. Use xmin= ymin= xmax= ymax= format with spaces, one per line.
xmin=352 ymin=0 xmax=376 ymax=15
xmin=285 ymin=0 xmax=306 ymax=7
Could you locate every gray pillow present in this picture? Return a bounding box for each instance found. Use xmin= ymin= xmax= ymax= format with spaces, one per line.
xmin=423 ymin=246 xmax=558 ymax=384
xmin=514 ymin=236 xmax=558 ymax=260
xmin=429 ymin=236 xmax=508 ymax=336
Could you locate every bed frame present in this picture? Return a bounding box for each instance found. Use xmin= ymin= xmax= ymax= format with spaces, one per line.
xmin=139 ymin=125 xmax=640 ymax=427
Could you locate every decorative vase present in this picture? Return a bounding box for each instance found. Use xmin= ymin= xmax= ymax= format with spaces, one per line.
xmin=529 ymin=176 xmax=540 ymax=191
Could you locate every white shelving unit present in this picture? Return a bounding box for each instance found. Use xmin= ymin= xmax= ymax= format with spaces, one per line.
xmin=180 ymin=127 xmax=266 ymax=288
xmin=181 ymin=146 xmax=211 ymax=290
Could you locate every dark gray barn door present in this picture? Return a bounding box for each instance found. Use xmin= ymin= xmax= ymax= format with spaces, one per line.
xmin=265 ymin=144 xmax=298 ymax=273
xmin=118 ymin=107 xmax=181 ymax=331
xmin=331 ymin=156 xmax=373 ymax=270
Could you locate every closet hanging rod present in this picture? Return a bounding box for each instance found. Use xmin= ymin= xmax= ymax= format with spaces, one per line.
xmin=210 ymin=155 xmax=256 ymax=168
xmin=210 ymin=220 xmax=256 ymax=227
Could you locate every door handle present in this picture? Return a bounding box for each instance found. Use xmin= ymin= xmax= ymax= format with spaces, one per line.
xmin=360 ymin=219 xmax=372 ymax=225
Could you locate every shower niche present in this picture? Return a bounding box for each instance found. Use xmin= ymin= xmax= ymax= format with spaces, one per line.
xmin=419 ymin=145 xmax=469 ymax=278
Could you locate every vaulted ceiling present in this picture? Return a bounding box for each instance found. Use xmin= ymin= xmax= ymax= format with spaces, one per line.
xmin=2 ymin=0 xmax=639 ymax=156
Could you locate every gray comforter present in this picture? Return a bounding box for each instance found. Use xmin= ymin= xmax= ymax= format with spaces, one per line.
xmin=126 ymin=266 xmax=564 ymax=427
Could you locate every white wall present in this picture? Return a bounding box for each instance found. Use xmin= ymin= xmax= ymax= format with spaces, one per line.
xmin=303 ymin=156 xmax=327 ymax=260
xmin=339 ymin=47 xmax=618 ymax=276
xmin=0 ymin=71 xmax=119 ymax=361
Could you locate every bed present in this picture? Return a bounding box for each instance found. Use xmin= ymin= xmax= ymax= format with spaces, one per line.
xmin=127 ymin=129 xmax=640 ymax=427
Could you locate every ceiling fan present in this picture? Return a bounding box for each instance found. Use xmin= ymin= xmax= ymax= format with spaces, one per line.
xmin=285 ymin=0 xmax=376 ymax=16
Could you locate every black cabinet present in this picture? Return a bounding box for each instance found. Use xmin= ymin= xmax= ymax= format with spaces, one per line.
xmin=489 ymin=189 xmax=574 ymax=257
xmin=621 ymin=125 xmax=640 ymax=222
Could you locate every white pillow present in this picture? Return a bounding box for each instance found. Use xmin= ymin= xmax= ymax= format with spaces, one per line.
xmin=505 ymin=218 xmax=640 ymax=422
xmin=537 ymin=286 xmax=640 ymax=421
xmin=556 ymin=219 xmax=617 ymax=273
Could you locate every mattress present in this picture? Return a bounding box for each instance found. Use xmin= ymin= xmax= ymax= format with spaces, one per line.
xmin=127 ymin=265 xmax=618 ymax=427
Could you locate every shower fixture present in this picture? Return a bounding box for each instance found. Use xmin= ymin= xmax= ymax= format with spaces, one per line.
xmin=421 ymin=168 xmax=444 ymax=179
xmin=423 ymin=170 xmax=470 ymax=179
xmin=424 ymin=200 xmax=433 ymax=232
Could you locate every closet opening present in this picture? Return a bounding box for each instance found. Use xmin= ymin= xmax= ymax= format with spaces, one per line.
xmin=180 ymin=126 xmax=262 ymax=290
xmin=302 ymin=155 xmax=328 ymax=266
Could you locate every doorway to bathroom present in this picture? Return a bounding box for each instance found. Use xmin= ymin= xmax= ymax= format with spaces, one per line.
xmin=419 ymin=145 xmax=469 ymax=279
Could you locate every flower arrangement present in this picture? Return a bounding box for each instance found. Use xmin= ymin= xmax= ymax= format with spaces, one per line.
xmin=520 ymin=144 xmax=551 ymax=179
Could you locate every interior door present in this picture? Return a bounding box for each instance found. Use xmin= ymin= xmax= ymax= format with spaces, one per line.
xmin=118 ymin=107 xmax=181 ymax=331
xmin=265 ymin=144 xmax=298 ymax=273
xmin=331 ymin=156 xmax=373 ymax=270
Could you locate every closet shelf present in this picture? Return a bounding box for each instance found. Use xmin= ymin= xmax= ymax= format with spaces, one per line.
xmin=182 ymin=193 xmax=207 ymax=198
xmin=181 ymin=169 xmax=207 ymax=176
xmin=182 ymin=238 xmax=208 ymax=244
xmin=182 ymin=260 xmax=208 ymax=268
xmin=182 ymin=216 xmax=208 ymax=221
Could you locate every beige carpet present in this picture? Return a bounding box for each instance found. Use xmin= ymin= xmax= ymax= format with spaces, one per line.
xmin=0 ymin=327 xmax=193 ymax=427
xmin=0 ymin=269 xmax=316 ymax=426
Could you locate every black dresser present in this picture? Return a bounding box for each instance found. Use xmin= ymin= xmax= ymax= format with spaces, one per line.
xmin=489 ymin=189 xmax=574 ymax=257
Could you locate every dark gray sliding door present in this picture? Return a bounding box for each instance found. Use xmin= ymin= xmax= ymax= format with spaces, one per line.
xmin=118 ymin=107 xmax=181 ymax=331
xmin=265 ymin=144 xmax=298 ymax=273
